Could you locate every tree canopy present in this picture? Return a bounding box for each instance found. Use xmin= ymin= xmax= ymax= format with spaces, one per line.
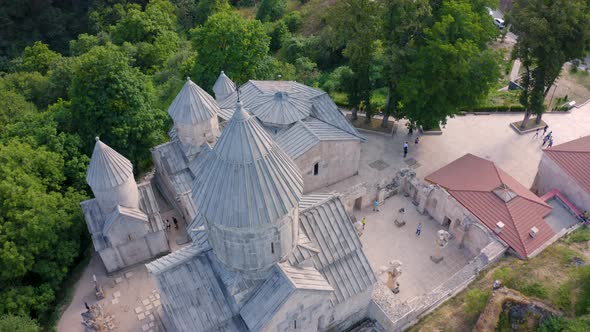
xmin=509 ymin=0 xmax=590 ymax=126
xmin=191 ymin=11 xmax=270 ymax=88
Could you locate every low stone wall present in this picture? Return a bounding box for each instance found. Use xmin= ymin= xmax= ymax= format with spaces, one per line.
xmin=368 ymin=241 xmax=507 ymax=331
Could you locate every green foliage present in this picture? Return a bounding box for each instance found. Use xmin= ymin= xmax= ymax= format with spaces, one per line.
xmin=510 ymin=0 xmax=590 ymax=122
xmin=539 ymin=314 xmax=590 ymax=332
xmin=255 ymin=56 xmax=297 ymax=81
xmin=283 ymin=11 xmax=303 ymax=33
xmin=67 ymin=44 xmax=167 ymax=172
xmin=256 ymin=0 xmax=287 ymax=22
xmin=10 ymin=42 xmax=61 ymax=75
xmin=0 ymin=140 xmax=87 ymax=318
xmin=195 ymin=0 xmax=232 ymax=25
xmin=294 ymin=57 xmax=320 ymax=85
xmin=327 ymin=0 xmax=381 ymax=119
xmin=69 ymin=34 xmax=102 ymax=56
xmin=268 ymin=21 xmax=290 ymax=52
xmin=0 ymin=315 xmax=40 ymax=332
xmin=191 ymin=11 xmax=270 ymax=88
xmin=110 ymin=1 xmax=177 ymax=44
xmin=321 ymin=66 xmax=353 ymax=93
xmin=398 ymin=0 xmax=500 ymax=128
xmin=171 ymin=0 xmax=200 ymax=29
xmin=0 ymin=72 xmax=51 ymax=110
xmin=464 ymin=288 xmax=490 ymax=316
xmin=565 ymin=227 xmax=590 ymax=244
xmin=575 ymin=266 xmax=590 ymax=316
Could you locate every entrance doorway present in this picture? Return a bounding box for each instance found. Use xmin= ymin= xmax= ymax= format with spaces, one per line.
xmin=442 ymin=217 xmax=452 ymax=230
xmin=354 ymin=197 xmax=363 ymax=211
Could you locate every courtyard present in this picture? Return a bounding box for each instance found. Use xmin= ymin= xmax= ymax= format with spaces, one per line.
xmin=356 ymin=195 xmax=472 ymax=302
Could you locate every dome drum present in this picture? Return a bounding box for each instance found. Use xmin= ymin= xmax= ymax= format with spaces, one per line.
xmin=207 ymin=207 xmax=299 ymax=276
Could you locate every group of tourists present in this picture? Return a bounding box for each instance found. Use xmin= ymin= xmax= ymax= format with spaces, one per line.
xmin=164 ymin=217 xmax=179 ymax=231
xmin=533 ymin=125 xmax=554 ymax=148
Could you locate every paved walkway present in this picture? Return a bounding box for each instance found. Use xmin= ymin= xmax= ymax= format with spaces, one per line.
xmin=357 ymin=195 xmax=471 ymax=302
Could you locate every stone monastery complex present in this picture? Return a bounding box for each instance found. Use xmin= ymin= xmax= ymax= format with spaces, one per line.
xmin=80 ymin=71 xmax=590 ymax=331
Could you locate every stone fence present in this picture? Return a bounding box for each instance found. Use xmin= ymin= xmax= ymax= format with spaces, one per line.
xmin=368 ymin=241 xmax=506 ymax=331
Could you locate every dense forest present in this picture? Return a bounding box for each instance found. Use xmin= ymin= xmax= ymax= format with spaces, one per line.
xmin=0 ymin=0 xmax=505 ymax=329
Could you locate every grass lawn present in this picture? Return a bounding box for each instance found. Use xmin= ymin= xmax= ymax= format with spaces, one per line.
xmin=409 ymin=229 xmax=590 ymax=331
xmin=345 ymin=114 xmax=394 ymax=134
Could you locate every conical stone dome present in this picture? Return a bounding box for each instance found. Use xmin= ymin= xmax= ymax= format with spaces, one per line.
xmin=192 ymin=102 xmax=303 ymax=228
xmin=212 ymin=71 xmax=236 ymax=102
xmin=87 ymin=138 xmax=133 ymax=190
xmin=86 ymin=138 xmax=139 ymax=213
xmin=168 ymin=77 xmax=219 ymax=125
xmin=191 ymin=102 xmax=303 ymax=274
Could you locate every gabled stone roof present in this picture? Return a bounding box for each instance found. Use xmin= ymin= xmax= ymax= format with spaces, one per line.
xmin=86 ymin=138 xmax=133 ymax=189
xmin=168 ymin=77 xmax=219 ymax=125
xmin=212 ymin=71 xmax=236 ymax=102
xmin=191 ymin=102 xmax=303 ymax=228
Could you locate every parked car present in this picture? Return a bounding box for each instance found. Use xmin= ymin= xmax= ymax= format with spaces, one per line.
xmin=494 ymin=18 xmax=505 ymax=29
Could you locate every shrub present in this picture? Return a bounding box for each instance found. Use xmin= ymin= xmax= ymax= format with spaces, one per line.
xmin=521 ymin=282 xmax=549 ymax=299
xmin=256 ymin=0 xmax=287 ymax=22
xmin=493 ymin=267 xmax=516 ymax=288
xmin=464 ymin=289 xmax=490 ymax=316
xmin=565 ymin=227 xmax=590 ymax=244
xmin=283 ymin=11 xmax=302 ymax=33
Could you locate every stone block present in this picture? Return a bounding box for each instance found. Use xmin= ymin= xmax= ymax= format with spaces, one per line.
xmin=155 ymin=293 xmax=160 ymax=299
xmin=135 ymin=306 xmax=143 ymax=314
xmin=149 ymin=295 xmax=155 ymax=301
xmin=146 ymin=304 xmax=153 ymax=310
xmin=113 ymin=291 xmax=121 ymax=298
xmin=115 ymin=277 xmax=123 ymax=284
xmin=111 ymin=298 xmax=119 ymax=305
xmin=154 ymin=300 xmax=161 ymax=307
xmin=149 ymin=317 xmax=155 ymax=323
xmin=142 ymin=323 xmax=150 ymax=331
xmin=125 ymin=272 xmax=134 ymax=278
xmin=138 ymin=313 xmax=146 ymax=321
xmin=142 ymin=299 xmax=150 ymax=306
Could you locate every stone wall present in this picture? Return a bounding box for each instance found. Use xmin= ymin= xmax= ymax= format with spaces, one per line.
xmin=100 ymin=230 xmax=169 ymax=273
xmin=297 ymin=140 xmax=361 ymax=194
xmin=326 ymin=288 xmax=373 ymax=332
xmin=533 ymin=154 xmax=590 ymax=212
xmin=368 ymin=241 xmax=507 ymax=331
xmin=262 ymin=290 xmax=332 ymax=332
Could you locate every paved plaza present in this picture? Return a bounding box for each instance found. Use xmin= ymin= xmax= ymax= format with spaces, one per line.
xmin=356 ymin=195 xmax=472 ymax=302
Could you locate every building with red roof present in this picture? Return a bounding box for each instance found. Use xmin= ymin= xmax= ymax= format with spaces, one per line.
xmin=534 ymin=135 xmax=590 ymax=213
xmin=426 ymin=154 xmax=555 ymax=259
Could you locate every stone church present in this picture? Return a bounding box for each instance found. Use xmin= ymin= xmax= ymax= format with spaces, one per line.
xmin=81 ymin=72 xmax=376 ymax=331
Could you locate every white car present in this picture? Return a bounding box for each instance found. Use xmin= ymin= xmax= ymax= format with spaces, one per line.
xmin=494 ymin=18 xmax=505 ymax=29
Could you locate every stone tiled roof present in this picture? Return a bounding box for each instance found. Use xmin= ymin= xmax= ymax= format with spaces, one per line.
xmin=86 ymin=138 xmax=133 ymax=189
xmin=275 ymin=118 xmax=361 ymax=159
xmin=168 ymin=78 xmax=219 ymax=125
xmin=146 ymin=246 xmax=247 ymax=332
xmin=240 ymin=263 xmax=332 ymax=331
xmin=299 ymin=195 xmax=377 ymax=304
xmin=212 ymin=71 xmax=236 ymax=102
xmin=217 ymin=80 xmax=363 ymax=140
xmin=544 ymin=135 xmax=590 ymax=194
xmin=149 ymin=194 xmax=376 ymax=331
xmin=426 ymin=153 xmax=554 ymax=258
xmin=191 ymin=102 xmax=303 ymax=228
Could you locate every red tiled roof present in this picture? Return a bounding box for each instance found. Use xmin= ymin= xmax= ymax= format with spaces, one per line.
xmin=544 ymin=135 xmax=590 ymax=195
xmin=426 ymin=154 xmax=553 ymax=258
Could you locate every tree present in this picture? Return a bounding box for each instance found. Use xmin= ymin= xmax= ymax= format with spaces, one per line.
xmin=0 ymin=315 xmax=40 ymax=332
xmin=256 ymin=0 xmax=287 ymax=22
xmin=110 ymin=0 xmax=177 ymax=45
xmin=191 ymin=11 xmax=270 ymax=89
xmin=398 ymin=0 xmax=500 ymax=129
xmin=10 ymin=42 xmax=61 ymax=75
xmin=509 ymin=0 xmax=590 ymax=127
xmin=327 ymin=0 xmax=381 ymax=121
xmin=379 ymin=0 xmax=430 ymax=127
xmin=0 ymin=140 xmax=87 ymax=318
xmin=195 ymin=0 xmax=231 ymax=25
xmin=67 ymin=44 xmax=167 ymax=172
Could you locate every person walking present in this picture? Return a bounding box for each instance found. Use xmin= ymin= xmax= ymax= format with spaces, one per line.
xmin=533 ymin=128 xmax=540 ymax=139
xmin=361 ymin=217 xmax=367 ymax=229
xmin=403 ymin=142 xmax=409 ymax=158
xmin=165 ymin=219 xmax=171 ymax=231
xmin=544 ymin=131 xmax=553 ymax=140
xmin=173 ymin=217 xmax=179 ymax=229
xmin=373 ymin=199 xmax=380 ymax=212
xmin=416 ymin=222 xmax=422 ymax=237
xmin=543 ymin=125 xmax=548 ymax=135
xmin=415 ymin=136 xmax=420 ymax=145
xmin=548 ymin=138 xmax=554 ymax=148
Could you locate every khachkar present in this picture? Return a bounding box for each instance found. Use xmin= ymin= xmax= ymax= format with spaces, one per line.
xmin=431 ymin=230 xmax=451 ymax=263
xmin=81 ymin=138 xmax=169 ymax=273
xmin=147 ymin=100 xmax=377 ymax=332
